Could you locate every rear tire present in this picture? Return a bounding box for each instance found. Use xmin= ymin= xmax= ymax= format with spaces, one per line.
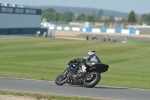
xmin=83 ymin=72 xmax=101 ymax=88
xmin=55 ymin=70 xmax=68 ymax=85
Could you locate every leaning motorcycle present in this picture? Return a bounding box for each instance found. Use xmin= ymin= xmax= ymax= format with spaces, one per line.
xmin=55 ymin=58 xmax=109 ymax=88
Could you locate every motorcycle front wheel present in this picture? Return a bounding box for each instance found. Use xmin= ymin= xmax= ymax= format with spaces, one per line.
xmin=83 ymin=72 xmax=101 ymax=88
xmin=55 ymin=70 xmax=68 ymax=85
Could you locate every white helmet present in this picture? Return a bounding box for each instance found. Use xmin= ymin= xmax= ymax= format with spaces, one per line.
xmin=88 ymin=50 xmax=95 ymax=56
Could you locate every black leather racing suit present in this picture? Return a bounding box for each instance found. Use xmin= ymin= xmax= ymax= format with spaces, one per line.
xmin=75 ymin=54 xmax=101 ymax=72
xmin=72 ymin=54 xmax=101 ymax=72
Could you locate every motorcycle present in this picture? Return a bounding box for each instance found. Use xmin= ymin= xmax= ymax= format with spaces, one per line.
xmin=55 ymin=58 xmax=109 ymax=88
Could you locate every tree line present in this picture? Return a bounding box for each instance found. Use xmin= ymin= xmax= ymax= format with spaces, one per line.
xmin=42 ymin=8 xmax=150 ymax=24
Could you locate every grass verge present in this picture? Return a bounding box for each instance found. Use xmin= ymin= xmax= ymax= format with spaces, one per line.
xmin=0 ymin=90 xmax=110 ymax=100
xmin=0 ymin=37 xmax=150 ymax=89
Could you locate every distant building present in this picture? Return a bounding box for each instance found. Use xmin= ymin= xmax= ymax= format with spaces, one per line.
xmin=114 ymin=17 xmax=123 ymax=21
xmin=0 ymin=2 xmax=47 ymax=35
xmin=101 ymin=16 xmax=123 ymax=21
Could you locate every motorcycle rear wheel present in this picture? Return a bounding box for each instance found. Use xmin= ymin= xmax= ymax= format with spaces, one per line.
xmin=83 ymin=72 xmax=101 ymax=88
xmin=55 ymin=70 xmax=68 ymax=85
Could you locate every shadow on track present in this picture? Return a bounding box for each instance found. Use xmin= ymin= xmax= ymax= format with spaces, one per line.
xmin=58 ymin=84 xmax=128 ymax=90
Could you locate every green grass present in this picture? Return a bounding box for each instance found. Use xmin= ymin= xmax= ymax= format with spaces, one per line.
xmin=0 ymin=37 xmax=150 ymax=89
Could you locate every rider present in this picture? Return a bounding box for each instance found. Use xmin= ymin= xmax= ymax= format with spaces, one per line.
xmin=74 ymin=50 xmax=101 ymax=72
xmin=84 ymin=50 xmax=101 ymax=64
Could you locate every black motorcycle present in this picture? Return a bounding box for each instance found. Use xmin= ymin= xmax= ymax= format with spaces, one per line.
xmin=55 ymin=58 xmax=109 ymax=88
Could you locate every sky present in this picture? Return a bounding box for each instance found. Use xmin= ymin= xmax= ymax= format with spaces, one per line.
xmin=0 ymin=0 xmax=149 ymax=14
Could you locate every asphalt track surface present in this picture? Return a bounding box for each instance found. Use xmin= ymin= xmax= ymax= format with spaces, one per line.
xmin=0 ymin=77 xmax=150 ymax=100
xmin=56 ymin=32 xmax=150 ymax=42
xmin=77 ymin=34 xmax=150 ymax=42
xmin=0 ymin=34 xmax=150 ymax=100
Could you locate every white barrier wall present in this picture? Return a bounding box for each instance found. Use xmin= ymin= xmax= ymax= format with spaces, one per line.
xmin=72 ymin=27 xmax=80 ymax=31
xmin=41 ymin=23 xmax=140 ymax=35
xmin=106 ymin=29 xmax=115 ymax=33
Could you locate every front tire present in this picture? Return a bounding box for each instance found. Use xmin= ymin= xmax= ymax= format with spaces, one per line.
xmin=55 ymin=70 xmax=68 ymax=85
xmin=83 ymin=72 xmax=101 ymax=88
